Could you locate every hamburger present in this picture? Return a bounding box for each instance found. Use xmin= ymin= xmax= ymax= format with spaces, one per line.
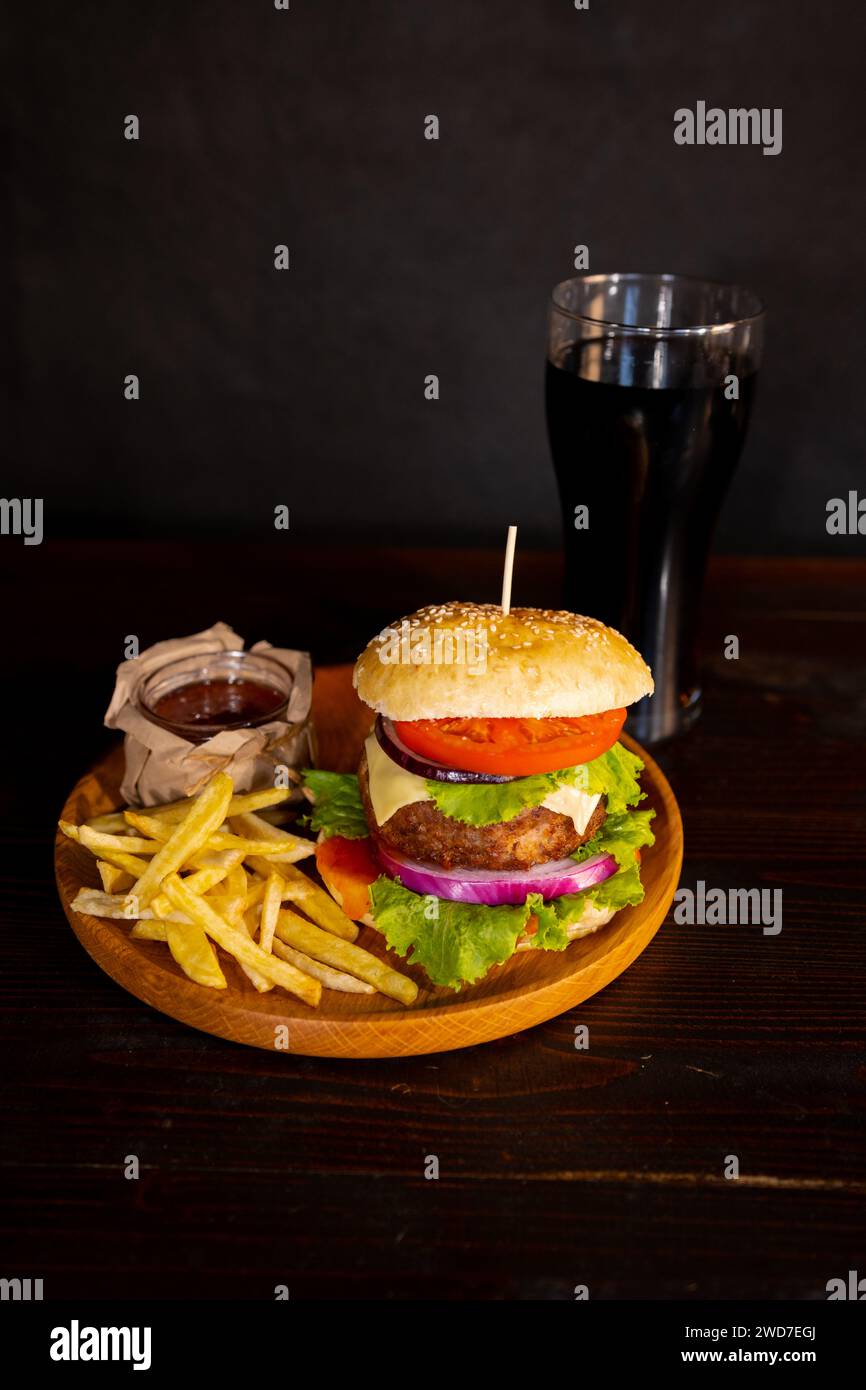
xmin=303 ymin=601 xmax=656 ymax=991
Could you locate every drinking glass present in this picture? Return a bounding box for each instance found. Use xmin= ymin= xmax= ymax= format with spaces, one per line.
xmin=545 ymin=272 xmax=765 ymax=742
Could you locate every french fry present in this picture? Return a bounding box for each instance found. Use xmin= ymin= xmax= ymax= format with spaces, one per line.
xmin=78 ymin=829 xmax=149 ymax=877
xmin=68 ymin=824 xmax=158 ymax=859
xmin=85 ymin=811 xmax=130 ymax=835
xmin=229 ymin=811 xmax=314 ymax=863
xmin=195 ymin=848 xmax=247 ymax=871
xmin=195 ymin=889 xmax=271 ymax=989
xmin=258 ymin=872 xmax=283 ymax=954
xmin=246 ymin=856 xmax=359 ymax=942
xmin=165 ymin=920 xmax=227 ymax=989
xmin=71 ymin=888 xmax=189 ymax=923
xmin=128 ymin=917 xmax=233 ymax=995
xmin=274 ymin=908 xmax=417 ymax=1005
xmin=161 ymin=875 xmax=320 ymax=1007
xmin=149 ymin=848 xmax=245 ymax=920
xmin=75 ymin=822 xmax=239 ymax=899
xmin=97 ymin=861 xmax=134 ymax=893
xmin=216 ymin=835 xmax=309 ymax=856
xmin=125 ymin=772 xmax=234 ymax=910
xmin=143 ymin=785 xmax=294 ymax=824
xmin=124 ymin=812 xmax=308 ymax=859
xmin=221 ymin=865 xmax=249 ymax=928
xmin=270 ymin=938 xmax=375 ymax=994
xmin=130 ymin=920 xmax=168 ymax=941
xmin=255 ymin=806 xmax=296 ymax=827
xmin=236 ymin=900 xmax=273 ymax=994
xmin=65 ymin=777 xmax=420 ymax=1008
xmin=211 ymin=835 xmax=310 ymax=857
xmin=244 ymin=876 xmax=267 ymax=912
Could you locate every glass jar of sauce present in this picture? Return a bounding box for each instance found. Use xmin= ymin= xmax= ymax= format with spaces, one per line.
xmin=137 ymin=650 xmax=295 ymax=745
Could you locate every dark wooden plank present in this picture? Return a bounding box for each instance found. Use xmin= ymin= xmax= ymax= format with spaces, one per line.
xmin=2 ymin=1170 xmax=863 ymax=1300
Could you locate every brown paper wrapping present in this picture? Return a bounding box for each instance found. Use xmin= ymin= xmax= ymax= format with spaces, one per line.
xmin=104 ymin=622 xmax=314 ymax=807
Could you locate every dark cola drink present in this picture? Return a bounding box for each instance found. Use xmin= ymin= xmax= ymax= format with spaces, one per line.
xmin=546 ymin=355 xmax=758 ymax=729
xmin=546 ymin=275 xmax=764 ymax=742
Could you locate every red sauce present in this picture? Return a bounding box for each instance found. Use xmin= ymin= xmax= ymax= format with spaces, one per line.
xmin=152 ymin=678 xmax=285 ymax=730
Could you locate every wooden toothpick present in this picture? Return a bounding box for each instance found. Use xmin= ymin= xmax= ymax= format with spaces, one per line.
xmin=501 ymin=525 xmax=517 ymax=616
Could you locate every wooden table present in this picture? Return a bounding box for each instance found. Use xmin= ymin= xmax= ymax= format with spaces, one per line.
xmin=1 ymin=544 xmax=864 ymax=1299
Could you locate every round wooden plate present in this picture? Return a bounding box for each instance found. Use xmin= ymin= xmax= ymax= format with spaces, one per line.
xmin=55 ymin=665 xmax=683 ymax=1058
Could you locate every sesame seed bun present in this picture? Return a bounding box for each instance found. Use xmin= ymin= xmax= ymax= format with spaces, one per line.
xmin=352 ymin=601 xmax=654 ymax=720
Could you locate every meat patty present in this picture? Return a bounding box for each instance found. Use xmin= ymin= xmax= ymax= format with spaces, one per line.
xmin=359 ymin=751 xmax=606 ymax=872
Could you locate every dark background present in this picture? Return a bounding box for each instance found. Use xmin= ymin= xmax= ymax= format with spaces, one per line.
xmin=5 ymin=0 xmax=865 ymax=551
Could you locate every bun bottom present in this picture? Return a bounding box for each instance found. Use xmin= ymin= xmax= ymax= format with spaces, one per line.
xmin=515 ymin=901 xmax=615 ymax=950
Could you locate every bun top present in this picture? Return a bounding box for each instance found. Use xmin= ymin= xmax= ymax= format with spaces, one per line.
xmin=353 ymin=601 xmax=654 ymax=720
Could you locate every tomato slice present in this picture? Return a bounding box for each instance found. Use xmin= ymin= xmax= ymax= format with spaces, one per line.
xmin=392 ymin=710 xmax=627 ymax=776
xmin=315 ymin=835 xmax=379 ymax=921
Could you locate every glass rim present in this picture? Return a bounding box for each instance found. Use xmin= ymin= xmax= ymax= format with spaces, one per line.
xmin=136 ymin=647 xmax=292 ymax=734
xmin=550 ymin=272 xmax=766 ymax=336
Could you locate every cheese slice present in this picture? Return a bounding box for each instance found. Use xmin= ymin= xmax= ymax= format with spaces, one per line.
xmin=364 ymin=734 xmax=432 ymax=827
xmin=364 ymin=734 xmax=601 ymax=835
xmin=538 ymin=782 xmax=601 ymax=837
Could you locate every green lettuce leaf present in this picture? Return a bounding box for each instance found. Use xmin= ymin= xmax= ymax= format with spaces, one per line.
xmin=426 ymin=772 xmax=554 ymax=827
xmin=573 ymin=808 xmax=656 ymax=871
xmin=565 ymin=743 xmax=647 ymax=818
xmin=529 ymin=890 xmax=597 ymax=947
xmin=524 ymin=892 xmax=577 ymax=950
xmin=301 ymin=770 xmax=368 ymax=840
xmin=367 ymin=847 xmax=648 ymax=990
xmin=369 ymin=875 xmax=531 ymax=990
xmin=586 ymin=861 xmax=646 ymax=911
xmin=425 ymin=741 xmax=645 ymax=826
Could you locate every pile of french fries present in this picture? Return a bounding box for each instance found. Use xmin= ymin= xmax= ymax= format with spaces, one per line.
xmin=59 ymin=773 xmax=417 ymax=1008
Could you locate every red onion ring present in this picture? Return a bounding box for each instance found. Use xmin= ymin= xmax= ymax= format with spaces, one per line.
xmin=375 ymin=716 xmax=516 ymax=784
xmin=373 ymin=839 xmax=617 ymax=906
